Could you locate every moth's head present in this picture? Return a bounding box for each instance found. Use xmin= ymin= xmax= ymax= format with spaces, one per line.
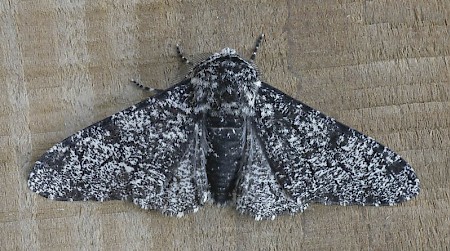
xmin=191 ymin=47 xmax=261 ymax=116
xmin=191 ymin=47 xmax=259 ymax=83
xmin=217 ymin=47 xmax=237 ymax=56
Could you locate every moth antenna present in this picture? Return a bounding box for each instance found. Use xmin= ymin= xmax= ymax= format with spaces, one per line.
xmin=176 ymin=44 xmax=194 ymax=66
xmin=130 ymin=79 xmax=163 ymax=93
xmin=250 ymin=33 xmax=265 ymax=61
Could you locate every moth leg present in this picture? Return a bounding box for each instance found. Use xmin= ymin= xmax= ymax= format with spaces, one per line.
xmin=130 ymin=79 xmax=163 ymax=94
xmin=250 ymin=33 xmax=265 ymax=61
xmin=176 ymin=44 xmax=194 ymax=66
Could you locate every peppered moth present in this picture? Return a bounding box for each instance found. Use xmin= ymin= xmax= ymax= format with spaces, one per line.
xmin=28 ymin=34 xmax=420 ymax=220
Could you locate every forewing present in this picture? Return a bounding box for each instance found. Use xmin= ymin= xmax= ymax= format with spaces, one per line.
xmin=28 ymin=80 xmax=209 ymax=215
xmin=254 ymin=83 xmax=420 ymax=206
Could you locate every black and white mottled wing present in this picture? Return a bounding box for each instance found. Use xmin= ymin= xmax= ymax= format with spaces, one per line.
xmin=252 ymin=82 xmax=420 ymax=207
xmin=28 ymin=80 xmax=209 ymax=216
xmin=235 ymin=120 xmax=306 ymax=220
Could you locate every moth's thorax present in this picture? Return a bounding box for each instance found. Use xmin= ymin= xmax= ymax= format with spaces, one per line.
xmin=191 ymin=48 xmax=261 ymax=119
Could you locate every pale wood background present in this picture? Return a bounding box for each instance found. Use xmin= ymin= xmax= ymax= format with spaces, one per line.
xmin=1 ymin=1 xmax=449 ymax=250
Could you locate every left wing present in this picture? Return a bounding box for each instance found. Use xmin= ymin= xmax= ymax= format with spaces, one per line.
xmin=28 ymin=80 xmax=209 ymax=216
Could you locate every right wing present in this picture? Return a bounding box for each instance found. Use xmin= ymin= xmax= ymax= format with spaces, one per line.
xmin=235 ymin=120 xmax=307 ymax=220
xmin=251 ymin=82 xmax=419 ymax=208
xmin=28 ymin=79 xmax=210 ymax=216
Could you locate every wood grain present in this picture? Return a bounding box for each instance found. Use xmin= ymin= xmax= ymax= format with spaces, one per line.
xmin=1 ymin=1 xmax=448 ymax=250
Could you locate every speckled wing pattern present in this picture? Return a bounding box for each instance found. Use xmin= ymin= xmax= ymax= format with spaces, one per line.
xmin=235 ymin=121 xmax=307 ymax=220
xmin=253 ymin=82 xmax=420 ymax=207
xmin=28 ymin=80 xmax=210 ymax=216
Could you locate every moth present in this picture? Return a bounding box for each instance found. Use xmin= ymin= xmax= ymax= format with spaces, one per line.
xmin=28 ymin=34 xmax=420 ymax=220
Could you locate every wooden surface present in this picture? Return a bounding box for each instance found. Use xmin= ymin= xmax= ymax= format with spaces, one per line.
xmin=1 ymin=1 xmax=449 ymax=250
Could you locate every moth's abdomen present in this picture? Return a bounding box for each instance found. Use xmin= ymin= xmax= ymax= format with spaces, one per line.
xmin=206 ymin=127 xmax=244 ymax=204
